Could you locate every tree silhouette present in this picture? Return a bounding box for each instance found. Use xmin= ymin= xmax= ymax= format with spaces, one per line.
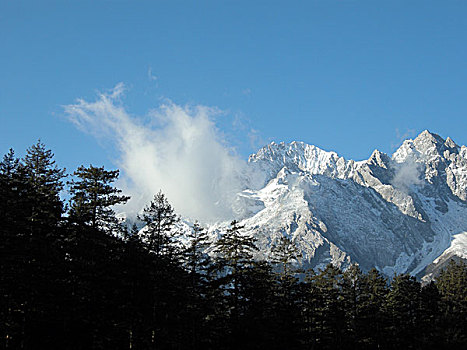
xmin=68 ymin=165 xmax=129 ymax=231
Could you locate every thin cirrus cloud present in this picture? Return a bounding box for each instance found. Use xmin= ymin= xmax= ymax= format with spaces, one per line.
xmin=147 ymin=66 xmax=158 ymax=82
xmin=64 ymin=83 xmax=261 ymax=223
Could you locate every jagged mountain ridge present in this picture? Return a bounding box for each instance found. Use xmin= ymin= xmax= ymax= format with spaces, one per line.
xmin=207 ymin=130 xmax=467 ymax=278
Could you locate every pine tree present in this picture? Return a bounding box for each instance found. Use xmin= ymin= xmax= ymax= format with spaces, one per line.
xmin=359 ymin=268 xmax=388 ymax=349
xmin=214 ymin=220 xmax=257 ymax=270
xmin=213 ymin=220 xmax=258 ymax=348
xmin=184 ymin=221 xmax=211 ymax=279
xmin=418 ymin=281 xmax=441 ymax=347
xmin=0 ymin=148 xmax=32 ymax=237
xmin=436 ymin=260 xmax=467 ymax=346
xmin=301 ymin=268 xmax=317 ymax=349
xmin=121 ymin=223 xmax=147 ymax=350
xmin=137 ymin=191 xmax=186 ymax=348
xmin=68 ymin=165 xmax=129 ymax=231
xmin=271 ymin=235 xmax=300 ymax=279
xmin=310 ymin=264 xmax=346 ymax=349
xmin=239 ymin=260 xmax=277 ymax=349
xmin=23 ymin=141 xmax=66 ymax=231
xmin=436 ymin=260 xmax=467 ymax=313
xmin=0 ymin=149 xmax=31 ymax=350
xmin=385 ymin=274 xmax=421 ymax=349
xmin=269 ymin=235 xmax=302 ymax=349
xmin=340 ymin=264 xmax=365 ymax=347
xmin=16 ymin=142 xmax=67 ymax=349
xmin=62 ymin=165 xmax=130 ymax=348
xmin=183 ymin=222 xmax=212 ymax=349
xmin=137 ymin=191 xmax=180 ymax=259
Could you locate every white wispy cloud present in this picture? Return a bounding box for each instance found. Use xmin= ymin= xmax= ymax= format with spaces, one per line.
xmin=147 ymin=66 xmax=158 ymax=82
xmin=391 ymin=127 xmax=416 ymax=150
xmin=391 ymin=158 xmax=423 ymax=193
xmin=64 ymin=83 xmax=262 ymax=223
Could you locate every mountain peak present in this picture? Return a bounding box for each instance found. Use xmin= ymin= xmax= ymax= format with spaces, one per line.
xmin=392 ymin=130 xmax=455 ymax=163
xmin=368 ymin=149 xmax=390 ymax=168
xmin=414 ymin=129 xmax=445 ymax=146
xmin=418 ymin=129 xmax=436 ymax=137
xmin=444 ymin=136 xmax=458 ymax=149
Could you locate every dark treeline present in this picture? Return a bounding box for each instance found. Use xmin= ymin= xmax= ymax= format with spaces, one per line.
xmin=1 ymin=142 xmax=466 ymax=350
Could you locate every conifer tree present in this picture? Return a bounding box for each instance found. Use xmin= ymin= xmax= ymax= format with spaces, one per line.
xmin=15 ymin=142 xmax=66 ymax=349
xmin=436 ymin=260 xmax=467 ymax=345
xmin=239 ymin=260 xmax=277 ymax=349
xmin=385 ymin=274 xmax=421 ymax=349
xmin=0 ymin=144 xmax=68 ymax=349
xmin=137 ymin=190 xmax=180 ymax=259
xmin=214 ymin=220 xmax=257 ymax=271
xmin=23 ymin=141 xmax=66 ymax=230
xmin=213 ymin=220 xmax=258 ymax=348
xmin=311 ymin=264 xmax=346 ymax=349
xmin=269 ymin=235 xmax=302 ymax=349
xmin=0 ymin=149 xmax=30 ymax=350
xmin=137 ymin=191 xmax=185 ymax=348
xmin=301 ymin=268 xmax=319 ymax=349
xmin=0 ymin=149 xmax=30 ymax=232
xmin=184 ymin=221 xmax=211 ymax=279
xmin=418 ymin=281 xmax=441 ymax=347
xmin=340 ymin=264 xmax=364 ymax=346
xmin=213 ymin=220 xmax=258 ymax=297
xmin=183 ymin=222 xmax=212 ymax=348
xmin=436 ymin=260 xmax=467 ymax=313
xmin=271 ymin=235 xmax=300 ymax=279
xmin=359 ymin=267 xmax=388 ymax=348
xmin=68 ymin=165 xmax=129 ymax=231
xmin=270 ymin=235 xmax=301 ymax=305
xmin=121 ymin=223 xmax=147 ymax=350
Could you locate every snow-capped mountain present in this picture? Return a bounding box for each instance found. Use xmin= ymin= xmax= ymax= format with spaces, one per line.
xmin=208 ymin=130 xmax=467 ymax=278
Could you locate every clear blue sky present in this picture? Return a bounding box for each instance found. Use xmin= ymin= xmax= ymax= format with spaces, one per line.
xmin=1 ymin=0 xmax=467 ymax=172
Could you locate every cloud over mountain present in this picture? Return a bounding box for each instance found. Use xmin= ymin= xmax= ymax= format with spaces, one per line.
xmin=64 ymin=83 xmax=255 ymax=222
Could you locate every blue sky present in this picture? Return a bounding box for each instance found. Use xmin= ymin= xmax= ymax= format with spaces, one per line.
xmin=2 ymin=0 xmax=467 ymax=173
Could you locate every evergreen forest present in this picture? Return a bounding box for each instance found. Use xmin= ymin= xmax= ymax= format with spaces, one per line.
xmin=1 ymin=142 xmax=466 ymax=350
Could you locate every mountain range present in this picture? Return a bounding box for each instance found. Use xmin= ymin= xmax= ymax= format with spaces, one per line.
xmin=202 ymin=130 xmax=467 ymax=280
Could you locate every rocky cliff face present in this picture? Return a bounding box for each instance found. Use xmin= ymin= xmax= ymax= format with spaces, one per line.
xmin=207 ymin=130 xmax=467 ymax=277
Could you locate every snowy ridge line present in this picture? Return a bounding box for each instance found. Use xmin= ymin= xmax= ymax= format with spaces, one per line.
xmin=211 ymin=130 xmax=467 ymax=278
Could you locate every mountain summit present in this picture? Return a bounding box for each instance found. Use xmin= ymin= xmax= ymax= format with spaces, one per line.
xmin=209 ymin=130 xmax=467 ymax=279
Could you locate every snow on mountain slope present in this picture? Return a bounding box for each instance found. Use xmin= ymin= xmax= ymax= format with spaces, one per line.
xmin=440 ymin=232 xmax=467 ymax=260
xmin=421 ymin=232 xmax=467 ymax=283
xmin=207 ymin=130 xmax=467 ymax=277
